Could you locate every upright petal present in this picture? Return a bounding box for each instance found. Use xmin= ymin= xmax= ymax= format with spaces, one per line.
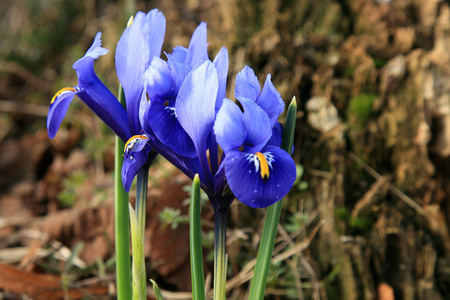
xmin=214 ymin=98 xmax=246 ymax=153
xmin=115 ymin=10 xmax=166 ymax=134
xmin=267 ymin=122 xmax=283 ymax=148
xmin=176 ymin=60 xmax=218 ymax=187
xmin=185 ymin=22 xmax=209 ymax=67
xmin=210 ymin=48 xmax=228 ymax=175
xmin=167 ymin=55 xmax=192 ymax=92
xmin=224 ymin=146 xmax=296 ymax=208
xmin=213 ymin=47 xmax=229 ymax=112
xmin=235 ymin=66 xmax=261 ymax=102
xmin=143 ymin=9 xmax=166 ymax=60
xmin=171 ymin=46 xmax=188 ymax=63
xmin=239 ymin=98 xmax=272 ymax=153
xmin=143 ymin=57 xmax=173 ymax=101
xmin=257 ymin=74 xmax=284 ymax=125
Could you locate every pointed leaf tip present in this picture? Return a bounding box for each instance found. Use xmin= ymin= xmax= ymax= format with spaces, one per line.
xmin=150 ymin=279 xmax=165 ymax=300
xmin=289 ymin=96 xmax=297 ymax=109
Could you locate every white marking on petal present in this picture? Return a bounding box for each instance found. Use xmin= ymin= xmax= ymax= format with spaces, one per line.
xmin=164 ymin=106 xmax=177 ymax=118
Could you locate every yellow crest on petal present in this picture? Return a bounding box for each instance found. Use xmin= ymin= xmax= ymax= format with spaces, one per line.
xmin=256 ymin=152 xmax=270 ymax=180
xmin=50 ymin=87 xmax=77 ymax=104
xmin=124 ymin=135 xmax=149 ymax=152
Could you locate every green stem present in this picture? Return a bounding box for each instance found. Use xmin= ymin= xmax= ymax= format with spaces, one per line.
xmin=214 ymin=209 xmax=227 ymax=300
xmin=131 ymin=167 xmax=149 ymax=300
xmin=248 ymin=97 xmax=297 ymax=300
xmin=115 ymin=86 xmax=132 ymax=300
xmin=135 ymin=167 xmax=149 ymax=242
xmin=190 ymin=175 xmax=206 ymax=300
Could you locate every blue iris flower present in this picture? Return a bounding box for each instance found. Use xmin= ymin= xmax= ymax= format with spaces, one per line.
xmin=138 ymin=21 xmax=295 ymax=209
xmin=47 ymin=9 xmax=166 ymax=191
xmin=213 ymin=66 xmax=296 ymax=208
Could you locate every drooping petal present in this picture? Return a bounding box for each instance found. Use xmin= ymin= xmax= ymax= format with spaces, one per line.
xmin=81 ymin=32 xmax=109 ymax=60
xmin=235 ymin=66 xmax=261 ymax=102
xmin=115 ymin=10 xmax=166 ymax=134
xmin=213 ymin=47 xmax=229 ymax=112
xmin=47 ymin=87 xmax=78 ymax=139
xmin=144 ymin=98 xmax=197 ymax=158
xmin=185 ymin=22 xmax=209 ymax=67
xmin=224 ymin=146 xmax=296 ymax=208
xmin=142 ymin=57 xmax=197 ymax=157
xmin=176 ymin=60 xmax=218 ymax=188
xmin=140 ymin=122 xmax=204 ymax=182
xmin=214 ymin=98 xmax=246 ymax=153
xmin=257 ymin=74 xmax=284 ymax=125
xmin=239 ymin=98 xmax=272 ymax=153
xmin=70 ymin=33 xmax=130 ymax=141
xmin=122 ymin=135 xmax=156 ymax=192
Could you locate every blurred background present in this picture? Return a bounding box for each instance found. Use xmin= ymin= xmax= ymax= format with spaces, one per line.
xmin=1 ymin=0 xmax=450 ymax=299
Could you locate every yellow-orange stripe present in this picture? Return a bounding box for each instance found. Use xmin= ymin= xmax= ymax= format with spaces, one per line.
xmin=124 ymin=135 xmax=149 ymax=151
xmin=50 ymin=87 xmax=77 ymax=104
xmin=256 ymin=152 xmax=270 ymax=179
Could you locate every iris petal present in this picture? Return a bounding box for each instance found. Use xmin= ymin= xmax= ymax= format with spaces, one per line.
xmin=52 ymin=33 xmax=130 ymax=141
xmin=185 ymin=22 xmax=209 ymax=67
xmin=47 ymin=88 xmax=78 ymax=139
xmin=214 ymin=98 xmax=246 ymax=153
xmin=235 ymin=66 xmax=261 ymax=102
xmin=267 ymin=122 xmax=283 ymax=148
xmin=144 ymin=57 xmax=173 ymax=101
xmin=176 ymin=60 xmax=218 ymax=188
xmin=171 ymin=45 xmax=188 ymax=62
xmin=140 ymin=122 xmax=204 ymax=182
xmin=122 ymin=136 xmax=156 ymax=192
xmin=224 ymin=146 xmax=296 ymax=208
xmin=213 ymin=47 xmax=229 ymax=112
xmin=257 ymin=74 xmax=284 ymax=125
xmin=145 ymin=99 xmax=197 ymax=158
xmin=143 ymin=56 xmax=196 ymax=157
xmin=167 ymin=55 xmax=192 ymax=92
xmin=115 ymin=9 xmax=166 ymax=134
xmin=239 ymin=98 xmax=272 ymax=153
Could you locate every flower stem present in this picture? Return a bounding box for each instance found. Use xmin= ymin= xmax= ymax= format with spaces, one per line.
xmin=214 ymin=209 xmax=227 ymax=300
xmin=135 ymin=167 xmax=149 ymax=242
xmin=115 ymin=86 xmax=132 ymax=300
xmin=248 ymin=96 xmax=297 ymax=300
xmin=130 ymin=166 xmax=149 ymax=300
xmin=190 ymin=175 xmax=206 ymax=300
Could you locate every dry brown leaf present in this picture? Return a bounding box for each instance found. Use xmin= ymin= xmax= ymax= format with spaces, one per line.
xmin=0 ymin=263 xmax=108 ymax=299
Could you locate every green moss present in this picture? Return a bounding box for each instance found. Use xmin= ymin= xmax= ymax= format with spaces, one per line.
xmin=346 ymin=94 xmax=377 ymax=126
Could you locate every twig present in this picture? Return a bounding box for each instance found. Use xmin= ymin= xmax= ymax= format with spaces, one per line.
xmin=348 ymin=152 xmax=431 ymax=219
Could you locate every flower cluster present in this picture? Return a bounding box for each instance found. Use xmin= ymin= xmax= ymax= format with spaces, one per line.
xmin=47 ymin=9 xmax=296 ymax=210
